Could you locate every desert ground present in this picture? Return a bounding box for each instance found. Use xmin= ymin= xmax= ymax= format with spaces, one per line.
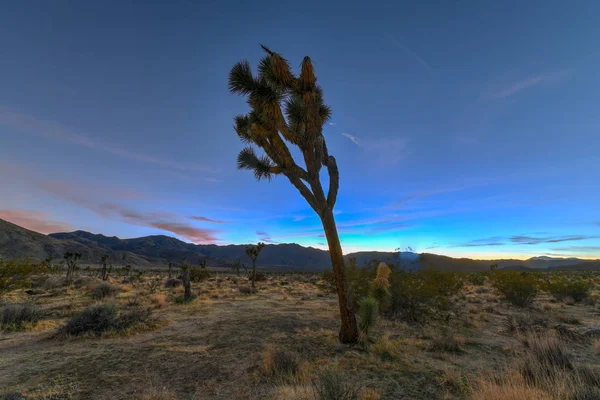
xmin=1 ymin=267 xmax=600 ymax=400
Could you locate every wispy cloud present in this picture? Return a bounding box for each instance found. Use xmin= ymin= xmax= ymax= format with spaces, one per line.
xmin=0 ymin=209 xmax=73 ymax=234
xmin=341 ymin=133 xmax=411 ymax=165
xmin=256 ymin=230 xmax=277 ymax=243
xmin=0 ymin=107 xmax=218 ymax=175
xmin=487 ymin=70 xmax=570 ymax=100
xmin=328 ymin=122 xmax=336 ymax=126
xmin=510 ymin=235 xmax=598 ymax=245
xmin=550 ymin=246 xmax=600 ymax=253
xmin=341 ymin=133 xmax=360 ymax=145
xmin=388 ymin=34 xmax=433 ymax=72
xmin=188 ymin=216 xmax=229 ymax=224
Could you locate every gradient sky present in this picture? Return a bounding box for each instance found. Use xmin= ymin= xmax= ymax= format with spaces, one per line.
xmin=1 ymin=1 xmax=599 ymax=259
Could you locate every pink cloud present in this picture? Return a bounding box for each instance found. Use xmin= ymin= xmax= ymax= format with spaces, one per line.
xmin=0 ymin=209 xmax=72 ymax=234
xmin=189 ymin=216 xmax=229 ymax=224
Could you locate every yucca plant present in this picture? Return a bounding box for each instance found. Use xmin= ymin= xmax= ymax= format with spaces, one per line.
xmin=229 ymin=45 xmax=358 ymax=343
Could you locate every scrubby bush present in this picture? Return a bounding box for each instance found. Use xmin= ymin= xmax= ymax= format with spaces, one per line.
xmin=89 ymin=282 xmax=120 ymax=300
xmin=312 ymin=368 xmax=362 ymax=400
xmin=0 ymin=302 xmax=43 ymax=330
xmin=249 ymin=271 xmax=268 ymax=282
xmin=189 ymin=266 xmax=211 ymax=282
xmin=491 ymin=269 xmax=539 ymax=307
xmin=387 ymin=268 xmax=463 ymax=322
xmin=0 ymin=256 xmax=40 ymax=295
xmin=262 ymin=347 xmax=301 ymax=379
xmin=62 ymin=303 xmax=154 ymax=336
xmin=164 ymin=278 xmax=182 ymax=288
xmin=239 ymin=286 xmax=256 ymax=294
xmin=465 ymin=272 xmax=487 ymax=286
xmin=544 ymin=276 xmax=592 ymax=303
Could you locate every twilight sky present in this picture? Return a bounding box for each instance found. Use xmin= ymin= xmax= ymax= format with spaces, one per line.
xmin=1 ymin=1 xmax=599 ymax=259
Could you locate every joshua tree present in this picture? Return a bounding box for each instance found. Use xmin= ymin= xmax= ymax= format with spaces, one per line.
xmin=100 ymin=254 xmax=110 ymax=281
xmin=168 ymin=261 xmax=173 ymax=278
xmin=231 ymin=260 xmax=242 ymax=277
xmin=245 ymin=242 xmax=266 ymax=289
xmin=180 ymin=263 xmax=192 ymax=302
xmin=229 ymin=45 xmax=358 ymax=342
xmin=64 ymin=252 xmax=82 ymax=282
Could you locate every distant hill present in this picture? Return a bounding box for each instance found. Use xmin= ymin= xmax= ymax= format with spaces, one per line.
xmin=0 ymin=219 xmax=151 ymax=266
xmin=1 ymin=218 xmax=599 ymax=271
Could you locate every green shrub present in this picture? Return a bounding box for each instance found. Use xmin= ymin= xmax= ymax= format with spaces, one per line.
xmin=312 ymin=368 xmax=361 ymax=400
xmin=491 ymin=270 xmax=539 ymax=307
xmin=545 ymin=276 xmax=592 ymax=303
xmin=249 ymin=270 xmax=267 ymax=282
xmin=465 ymin=272 xmax=487 ymax=286
xmin=89 ymin=282 xmax=120 ymax=300
xmin=0 ymin=257 xmax=40 ymax=295
xmin=387 ymin=268 xmax=463 ymax=322
xmin=189 ymin=267 xmax=211 ymax=282
xmin=0 ymin=302 xmax=43 ymax=330
xmin=62 ymin=303 xmax=154 ymax=336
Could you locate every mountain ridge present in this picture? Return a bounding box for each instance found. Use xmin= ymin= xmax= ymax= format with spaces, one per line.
xmin=1 ymin=218 xmax=599 ymax=271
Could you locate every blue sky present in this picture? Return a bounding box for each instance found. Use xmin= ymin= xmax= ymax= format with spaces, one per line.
xmin=0 ymin=1 xmax=598 ymax=259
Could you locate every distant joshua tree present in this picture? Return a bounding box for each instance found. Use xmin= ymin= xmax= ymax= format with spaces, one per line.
xmin=231 ymin=260 xmax=242 ymax=276
xmin=64 ymin=252 xmax=82 ymax=282
xmin=245 ymin=243 xmax=266 ymax=289
xmin=229 ymin=45 xmax=358 ymax=342
xmin=180 ymin=262 xmax=192 ymax=302
xmin=168 ymin=261 xmax=174 ymax=278
xmin=100 ymin=254 xmax=110 ymax=281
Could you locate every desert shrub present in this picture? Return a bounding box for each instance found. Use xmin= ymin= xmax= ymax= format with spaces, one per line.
xmin=249 ymin=271 xmax=268 ymax=282
xmin=347 ymin=265 xmax=374 ymax=307
xmin=491 ymin=270 xmax=539 ymax=307
xmin=429 ymin=329 xmax=461 ymax=353
xmin=387 ymin=268 xmax=463 ymax=322
xmin=312 ymin=369 xmax=361 ymax=400
xmin=0 ymin=257 xmax=41 ymax=295
xmin=465 ymin=272 xmax=487 ymax=286
xmin=357 ymin=297 xmax=378 ymax=338
xmin=262 ymin=347 xmax=301 ymax=379
xmin=73 ymin=276 xmax=95 ymax=288
xmin=151 ymin=294 xmax=166 ymax=308
xmin=189 ymin=267 xmax=211 ymax=282
xmin=239 ymin=286 xmax=256 ymax=294
xmin=0 ymin=302 xmax=43 ymax=330
xmin=42 ymin=275 xmax=68 ymax=290
xmin=89 ymin=282 xmax=120 ymax=300
xmin=544 ymin=276 xmax=592 ymax=303
xmin=164 ymin=278 xmax=182 ymax=288
xmin=62 ymin=303 xmax=154 ymax=336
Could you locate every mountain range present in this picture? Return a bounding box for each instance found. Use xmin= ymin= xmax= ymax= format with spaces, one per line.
xmin=1 ymin=218 xmax=598 ymax=271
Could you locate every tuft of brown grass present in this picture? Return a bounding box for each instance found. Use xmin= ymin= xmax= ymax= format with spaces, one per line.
xmin=151 ymin=294 xmax=166 ymax=308
xmin=471 ymin=371 xmax=547 ymax=400
xmin=262 ymin=346 xmax=304 ymax=383
xmin=273 ymin=384 xmax=314 ymax=400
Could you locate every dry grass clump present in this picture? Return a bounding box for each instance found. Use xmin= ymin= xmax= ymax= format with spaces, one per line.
xmin=151 ymin=294 xmax=166 ymax=308
xmin=429 ymin=329 xmax=462 ymax=353
xmin=312 ymin=368 xmax=362 ymax=400
xmin=472 ymin=334 xmax=600 ymax=399
xmin=239 ymin=286 xmax=256 ymax=294
xmin=262 ymin=346 xmax=303 ymax=382
xmin=273 ymin=384 xmax=315 ymax=400
xmin=437 ymin=367 xmax=470 ymax=396
xmin=88 ymin=282 xmax=120 ymax=300
xmin=371 ymin=335 xmax=403 ymax=361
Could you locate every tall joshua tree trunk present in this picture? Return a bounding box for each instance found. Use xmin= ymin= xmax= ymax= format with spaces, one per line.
xmin=228 ymin=45 xmax=359 ymax=343
xmin=321 ymin=208 xmax=357 ymax=343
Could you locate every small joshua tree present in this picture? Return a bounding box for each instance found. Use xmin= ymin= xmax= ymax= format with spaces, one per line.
xmin=64 ymin=252 xmax=82 ymax=282
xmin=100 ymin=254 xmax=110 ymax=281
xmin=168 ymin=261 xmax=173 ymax=278
xmin=180 ymin=263 xmax=192 ymax=302
xmin=231 ymin=260 xmax=242 ymax=277
xmin=246 ymin=242 xmax=266 ymax=289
